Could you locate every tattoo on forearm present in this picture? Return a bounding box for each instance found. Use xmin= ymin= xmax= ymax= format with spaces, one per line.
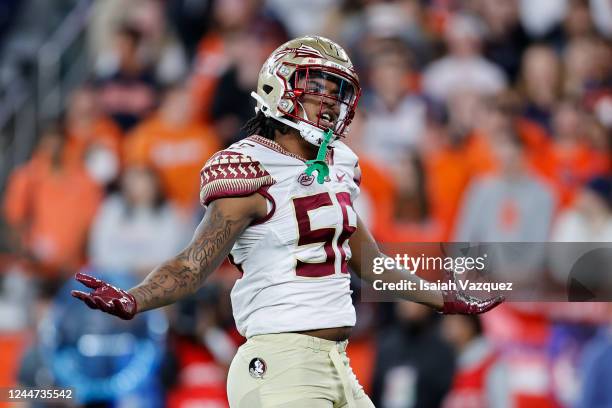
xmin=130 ymin=206 xmax=240 ymax=311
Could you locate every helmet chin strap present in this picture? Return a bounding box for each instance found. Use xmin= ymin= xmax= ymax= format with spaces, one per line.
xmin=251 ymin=92 xmax=332 ymax=147
xmin=250 ymin=92 xmax=332 ymax=184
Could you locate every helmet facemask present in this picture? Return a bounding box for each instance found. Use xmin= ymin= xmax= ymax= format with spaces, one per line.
xmin=280 ymin=66 xmax=359 ymax=145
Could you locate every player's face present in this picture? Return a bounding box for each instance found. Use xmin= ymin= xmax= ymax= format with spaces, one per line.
xmin=297 ymin=77 xmax=340 ymax=131
xmin=293 ymin=70 xmax=357 ymax=133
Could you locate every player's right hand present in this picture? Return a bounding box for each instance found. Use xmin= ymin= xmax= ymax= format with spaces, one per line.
xmin=71 ymin=272 xmax=137 ymax=320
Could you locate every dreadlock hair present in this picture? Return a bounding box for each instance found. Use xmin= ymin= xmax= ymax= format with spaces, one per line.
xmin=241 ymin=111 xmax=292 ymax=140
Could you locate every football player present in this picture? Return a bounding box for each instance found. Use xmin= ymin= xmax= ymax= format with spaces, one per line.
xmin=73 ymin=36 xmax=503 ymax=408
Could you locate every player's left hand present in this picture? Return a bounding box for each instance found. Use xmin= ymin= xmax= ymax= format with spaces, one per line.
xmin=71 ymin=272 xmax=137 ymax=320
xmin=439 ymin=270 xmax=504 ymax=314
xmin=440 ymin=289 xmax=504 ymax=314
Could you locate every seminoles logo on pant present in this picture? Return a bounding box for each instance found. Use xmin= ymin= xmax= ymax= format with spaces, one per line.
xmin=249 ymin=357 xmax=267 ymax=379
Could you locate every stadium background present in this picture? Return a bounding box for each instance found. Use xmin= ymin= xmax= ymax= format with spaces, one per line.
xmin=0 ymin=0 xmax=610 ymax=406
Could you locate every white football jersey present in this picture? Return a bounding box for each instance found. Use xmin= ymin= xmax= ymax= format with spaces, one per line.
xmin=200 ymin=135 xmax=361 ymax=338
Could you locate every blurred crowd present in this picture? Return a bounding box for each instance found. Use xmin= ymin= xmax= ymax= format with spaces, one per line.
xmin=0 ymin=0 xmax=611 ymax=407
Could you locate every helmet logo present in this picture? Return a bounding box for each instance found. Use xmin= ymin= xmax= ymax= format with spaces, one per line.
xmin=273 ymin=44 xmax=324 ymax=63
xmin=316 ymin=38 xmax=349 ymax=62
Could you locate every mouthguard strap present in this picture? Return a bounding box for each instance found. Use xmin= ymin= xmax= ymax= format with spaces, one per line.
xmin=305 ymin=129 xmax=333 ymax=184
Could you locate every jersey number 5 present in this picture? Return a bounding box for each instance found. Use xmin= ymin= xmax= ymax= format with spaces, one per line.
xmin=292 ymin=192 xmax=356 ymax=278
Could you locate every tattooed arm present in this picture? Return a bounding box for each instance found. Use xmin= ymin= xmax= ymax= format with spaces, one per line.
xmin=130 ymin=195 xmax=266 ymax=312
xmin=72 ymin=194 xmax=267 ymax=318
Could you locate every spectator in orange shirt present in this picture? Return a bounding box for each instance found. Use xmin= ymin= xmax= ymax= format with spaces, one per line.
xmin=3 ymin=123 xmax=102 ymax=278
xmin=372 ymin=151 xmax=444 ymax=243
xmin=189 ymin=0 xmax=263 ymax=122
xmin=124 ymin=83 xmax=221 ymax=213
xmin=422 ymin=92 xmax=499 ymax=238
xmin=537 ymin=100 xmax=610 ymax=206
xmin=64 ymin=85 xmax=123 ymax=186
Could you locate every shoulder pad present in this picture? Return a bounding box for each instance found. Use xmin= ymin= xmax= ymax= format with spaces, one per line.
xmin=199 ymin=151 xmax=276 ymax=206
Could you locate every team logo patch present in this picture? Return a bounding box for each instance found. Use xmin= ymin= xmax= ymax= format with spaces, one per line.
xmin=249 ymin=357 xmax=267 ymax=379
xmin=298 ymin=173 xmax=315 ymax=186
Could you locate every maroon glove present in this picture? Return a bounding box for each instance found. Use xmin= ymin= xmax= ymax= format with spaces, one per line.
xmin=440 ymin=289 xmax=504 ymax=314
xmin=71 ymin=272 xmax=137 ymax=320
xmin=439 ymin=270 xmax=504 ymax=314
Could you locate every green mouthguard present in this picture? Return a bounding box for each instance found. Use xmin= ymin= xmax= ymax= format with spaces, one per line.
xmin=305 ymin=129 xmax=333 ymax=184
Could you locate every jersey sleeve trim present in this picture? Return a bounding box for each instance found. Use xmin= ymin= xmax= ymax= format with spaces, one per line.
xmin=199 ymin=151 xmax=276 ymax=206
